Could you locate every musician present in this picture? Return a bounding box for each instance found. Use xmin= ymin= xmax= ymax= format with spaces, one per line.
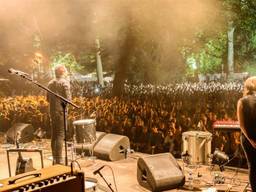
xmin=47 ymin=65 xmax=71 ymax=164
xmin=237 ymin=76 xmax=256 ymax=191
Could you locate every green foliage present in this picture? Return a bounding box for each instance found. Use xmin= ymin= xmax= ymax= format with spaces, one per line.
xmin=50 ymin=52 xmax=83 ymax=73
xmin=77 ymin=53 xmax=96 ymax=74
xmin=181 ymin=0 xmax=256 ymax=76
xmin=244 ymin=64 xmax=256 ymax=75
xmin=243 ymin=63 xmax=256 ymax=75
xmin=250 ymin=32 xmax=256 ymax=49
xmin=222 ymin=0 xmax=256 ymax=70
xmin=182 ymin=33 xmax=227 ymax=75
xmin=184 ymin=55 xmax=197 ymax=77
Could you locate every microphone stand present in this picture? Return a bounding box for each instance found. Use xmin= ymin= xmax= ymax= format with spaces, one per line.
xmin=97 ymin=170 xmax=115 ymax=192
xmin=10 ymin=72 xmax=79 ymax=166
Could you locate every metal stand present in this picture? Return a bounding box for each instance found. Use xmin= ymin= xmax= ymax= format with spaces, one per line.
xmin=7 ymin=148 xmax=44 ymax=177
xmin=8 ymin=69 xmax=80 ymax=166
xmin=88 ymin=134 xmax=96 ymax=160
xmin=97 ymin=170 xmax=115 ymax=192
xmin=61 ymin=101 xmax=69 ymax=165
xmin=67 ymin=141 xmax=76 ymax=161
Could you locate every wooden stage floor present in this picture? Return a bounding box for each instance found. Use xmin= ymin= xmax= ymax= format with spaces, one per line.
xmin=0 ymin=140 xmax=251 ymax=192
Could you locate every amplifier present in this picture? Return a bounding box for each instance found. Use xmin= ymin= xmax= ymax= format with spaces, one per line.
xmin=0 ymin=165 xmax=84 ymax=192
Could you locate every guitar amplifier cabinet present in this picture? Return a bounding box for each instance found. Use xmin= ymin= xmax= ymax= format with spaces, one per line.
xmin=0 ymin=165 xmax=84 ymax=192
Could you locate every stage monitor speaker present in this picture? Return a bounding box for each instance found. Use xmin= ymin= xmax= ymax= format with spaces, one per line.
xmin=93 ymin=133 xmax=130 ymax=161
xmin=6 ymin=123 xmax=34 ymax=143
xmin=75 ymin=131 xmax=107 ymax=156
xmin=137 ymin=153 xmax=185 ymax=192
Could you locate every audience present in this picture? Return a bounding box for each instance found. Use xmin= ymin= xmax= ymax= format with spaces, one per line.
xmin=0 ymin=81 xmax=244 ymax=163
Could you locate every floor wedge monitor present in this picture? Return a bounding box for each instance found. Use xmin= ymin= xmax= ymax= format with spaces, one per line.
xmin=6 ymin=123 xmax=34 ymax=143
xmin=137 ymin=153 xmax=185 ymax=192
xmin=93 ymin=133 xmax=130 ymax=161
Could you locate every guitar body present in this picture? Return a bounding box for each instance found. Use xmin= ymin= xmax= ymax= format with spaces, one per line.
xmin=15 ymin=133 xmax=35 ymax=175
xmin=15 ymin=156 xmax=35 ymax=175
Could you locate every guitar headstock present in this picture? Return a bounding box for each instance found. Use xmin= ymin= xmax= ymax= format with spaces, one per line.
xmin=16 ymin=131 xmax=21 ymax=148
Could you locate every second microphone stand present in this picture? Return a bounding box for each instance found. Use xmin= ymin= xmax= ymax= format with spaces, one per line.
xmin=96 ymin=169 xmax=115 ymax=192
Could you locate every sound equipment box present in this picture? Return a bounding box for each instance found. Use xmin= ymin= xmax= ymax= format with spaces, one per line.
xmin=6 ymin=123 xmax=34 ymax=143
xmin=137 ymin=153 xmax=185 ymax=192
xmin=74 ymin=131 xmax=106 ymax=156
xmin=0 ymin=165 xmax=84 ymax=192
xmin=93 ymin=133 xmax=130 ymax=161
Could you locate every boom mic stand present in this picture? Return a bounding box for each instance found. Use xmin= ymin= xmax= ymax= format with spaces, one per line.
xmin=8 ymin=68 xmax=80 ymax=166
xmin=94 ymin=166 xmax=115 ymax=192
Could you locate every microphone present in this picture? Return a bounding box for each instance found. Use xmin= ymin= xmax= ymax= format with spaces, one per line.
xmin=8 ymin=68 xmax=30 ymax=76
xmin=93 ymin=165 xmax=105 ymax=175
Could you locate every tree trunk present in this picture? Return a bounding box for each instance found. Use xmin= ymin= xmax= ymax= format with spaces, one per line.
xmin=227 ymin=21 xmax=235 ymax=75
xmin=112 ymin=26 xmax=134 ymax=97
xmin=96 ymin=38 xmax=104 ymax=87
xmin=112 ymin=64 xmax=127 ymax=97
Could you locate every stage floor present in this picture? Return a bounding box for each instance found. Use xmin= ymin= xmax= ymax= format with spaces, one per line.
xmin=0 ymin=140 xmax=251 ymax=192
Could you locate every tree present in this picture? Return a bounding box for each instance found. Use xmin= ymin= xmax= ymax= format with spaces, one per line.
xmin=181 ymin=0 xmax=256 ymax=77
xmin=222 ymin=0 xmax=256 ymax=72
xmin=50 ymin=52 xmax=83 ymax=75
xmin=182 ymin=32 xmax=227 ymax=75
xmin=112 ymin=21 xmax=135 ymax=96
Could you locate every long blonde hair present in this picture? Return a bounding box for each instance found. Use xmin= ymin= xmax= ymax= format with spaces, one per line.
xmin=243 ymin=76 xmax=256 ymax=96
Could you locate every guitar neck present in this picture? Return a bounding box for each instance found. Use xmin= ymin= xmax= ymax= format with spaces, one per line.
xmin=16 ymin=140 xmax=23 ymax=159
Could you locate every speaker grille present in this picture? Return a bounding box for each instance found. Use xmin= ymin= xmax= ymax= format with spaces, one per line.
xmin=137 ymin=153 xmax=185 ymax=192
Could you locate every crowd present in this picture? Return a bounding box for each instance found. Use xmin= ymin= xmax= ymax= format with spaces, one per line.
xmin=0 ymin=81 xmax=244 ymax=161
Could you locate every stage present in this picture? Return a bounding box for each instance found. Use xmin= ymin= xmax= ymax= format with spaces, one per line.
xmin=0 ymin=140 xmax=251 ymax=192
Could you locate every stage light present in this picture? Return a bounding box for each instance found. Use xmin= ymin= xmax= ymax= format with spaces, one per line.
xmin=95 ymin=87 xmax=100 ymax=94
xmin=212 ymin=148 xmax=229 ymax=172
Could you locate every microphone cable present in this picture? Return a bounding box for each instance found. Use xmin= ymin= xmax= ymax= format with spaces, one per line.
xmin=104 ymin=165 xmax=118 ymax=192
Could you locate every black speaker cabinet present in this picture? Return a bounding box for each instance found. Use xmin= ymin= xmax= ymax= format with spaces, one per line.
xmin=93 ymin=133 xmax=130 ymax=161
xmin=6 ymin=123 xmax=34 ymax=143
xmin=74 ymin=131 xmax=107 ymax=156
xmin=137 ymin=153 xmax=185 ymax=192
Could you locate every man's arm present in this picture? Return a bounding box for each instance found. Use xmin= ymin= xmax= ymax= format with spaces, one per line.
xmin=237 ymin=99 xmax=256 ymax=148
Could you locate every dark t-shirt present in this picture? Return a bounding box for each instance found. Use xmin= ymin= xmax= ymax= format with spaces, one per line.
xmin=241 ymin=95 xmax=256 ymax=141
xmin=47 ymin=77 xmax=71 ymax=114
